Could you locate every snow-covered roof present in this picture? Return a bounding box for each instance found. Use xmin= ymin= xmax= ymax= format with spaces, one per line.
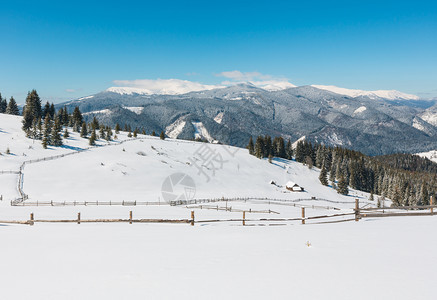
xmin=286 ymin=181 xmax=299 ymax=188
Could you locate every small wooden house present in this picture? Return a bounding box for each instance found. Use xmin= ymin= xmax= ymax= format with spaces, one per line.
xmin=286 ymin=181 xmax=304 ymax=192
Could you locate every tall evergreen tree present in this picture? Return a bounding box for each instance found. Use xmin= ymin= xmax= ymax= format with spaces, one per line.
xmin=247 ymin=136 xmax=254 ymax=155
xmin=72 ymin=106 xmax=83 ymax=132
xmin=6 ymin=97 xmax=19 ymax=115
xmin=160 ymin=131 xmax=165 ymax=140
xmin=50 ymin=118 xmax=63 ymax=146
xmin=337 ymin=175 xmax=349 ymax=195
xmin=319 ymin=164 xmax=329 ymax=186
xmin=80 ymin=122 xmax=88 ymax=138
xmin=22 ymin=90 xmax=42 ymax=131
xmin=42 ymin=101 xmax=50 ymax=119
xmin=0 ymin=93 xmax=6 ymax=113
xmin=89 ymin=130 xmax=97 ymax=145
xmin=49 ymin=103 xmax=55 ymax=119
xmin=42 ymin=116 xmax=52 ymax=149
xmin=115 ymin=123 xmax=121 ymax=134
xmin=254 ymin=136 xmax=265 ymax=159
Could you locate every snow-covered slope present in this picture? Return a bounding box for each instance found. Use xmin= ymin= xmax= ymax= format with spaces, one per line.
xmin=2 ymin=113 xmax=436 ymax=300
xmin=312 ymin=84 xmax=419 ymax=100
xmin=417 ymin=150 xmax=437 ymax=163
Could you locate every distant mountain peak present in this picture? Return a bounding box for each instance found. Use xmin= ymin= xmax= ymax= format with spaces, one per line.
xmin=311 ymin=85 xmax=419 ymax=100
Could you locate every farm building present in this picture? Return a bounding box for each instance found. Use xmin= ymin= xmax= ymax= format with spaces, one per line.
xmin=286 ymin=181 xmax=304 ymax=192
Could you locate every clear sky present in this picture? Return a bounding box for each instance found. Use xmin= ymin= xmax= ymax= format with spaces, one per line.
xmin=1 ymin=0 xmax=437 ymax=103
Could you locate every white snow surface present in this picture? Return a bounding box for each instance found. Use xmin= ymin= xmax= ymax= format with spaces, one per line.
xmin=123 ymin=106 xmax=144 ymax=115
xmin=214 ymin=112 xmax=224 ymax=124
xmin=1 ymin=113 xmax=436 ymax=299
xmin=83 ymin=109 xmax=111 ymax=115
xmin=419 ymin=110 xmax=437 ymax=126
xmin=312 ymin=85 xmax=419 ymax=100
xmin=165 ymin=116 xmax=186 ymax=139
xmin=191 ymin=121 xmax=215 ymax=142
xmin=417 ymin=149 xmax=437 ymax=163
xmin=353 ymin=106 xmax=367 ymax=114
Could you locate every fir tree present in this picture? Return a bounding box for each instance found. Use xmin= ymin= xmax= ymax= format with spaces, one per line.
xmin=160 ymin=131 xmax=165 ymax=140
xmin=89 ymin=130 xmax=97 ymax=145
xmin=286 ymin=139 xmax=293 ymax=160
xmin=151 ymin=130 xmax=156 ymax=136
xmin=50 ymin=118 xmax=63 ymax=146
xmin=254 ymin=136 xmax=264 ymax=159
xmin=22 ymin=90 xmax=42 ymax=131
xmin=106 ymin=127 xmax=113 ymax=141
xmin=319 ymin=164 xmax=328 ymax=186
xmin=247 ymin=136 xmax=254 ymax=155
xmin=49 ymin=103 xmax=55 ymax=119
xmin=115 ymin=123 xmax=120 ymax=134
xmin=99 ymin=125 xmax=106 ymax=139
xmin=0 ymin=93 xmax=6 ymax=113
xmin=337 ymin=175 xmax=349 ymax=195
xmin=42 ymin=101 xmax=50 ymax=119
xmin=80 ymin=122 xmax=88 ymax=137
xmin=6 ymin=97 xmax=19 ymax=115
xmin=72 ymin=106 xmax=83 ymax=132
xmin=42 ymin=116 xmax=51 ymax=149
xmin=63 ymin=128 xmax=70 ymax=138
xmin=133 ymin=128 xmax=138 ymax=138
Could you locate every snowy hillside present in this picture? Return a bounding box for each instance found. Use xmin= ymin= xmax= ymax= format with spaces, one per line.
xmin=417 ymin=149 xmax=437 ymax=163
xmin=1 ymin=113 xmax=436 ymax=300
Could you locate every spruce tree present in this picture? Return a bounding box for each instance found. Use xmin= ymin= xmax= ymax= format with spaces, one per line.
xmin=42 ymin=101 xmax=50 ymax=119
xmin=89 ymin=130 xmax=97 ymax=145
xmin=5 ymin=97 xmax=19 ymax=115
xmin=80 ymin=122 xmax=88 ymax=138
xmin=286 ymin=139 xmax=293 ymax=160
xmin=106 ymin=127 xmax=113 ymax=141
xmin=254 ymin=136 xmax=264 ymax=159
xmin=49 ymin=103 xmax=55 ymax=119
xmin=72 ymin=106 xmax=83 ymax=131
xmin=99 ymin=125 xmax=106 ymax=139
xmin=337 ymin=175 xmax=349 ymax=195
xmin=319 ymin=165 xmax=328 ymax=186
xmin=133 ymin=128 xmax=138 ymax=138
xmin=160 ymin=131 xmax=165 ymax=140
xmin=22 ymin=90 xmax=42 ymax=131
xmin=50 ymin=118 xmax=63 ymax=146
xmin=247 ymin=136 xmax=254 ymax=155
xmin=151 ymin=130 xmax=156 ymax=136
xmin=63 ymin=128 xmax=70 ymax=138
xmin=0 ymin=93 xmax=6 ymax=113
xmin=115 ymin=123 xmax=120 ymax=134
xmin=42 ymin=116 xmax=51 ymax=149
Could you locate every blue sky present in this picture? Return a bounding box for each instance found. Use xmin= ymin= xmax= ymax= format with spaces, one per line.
xmin=1 ymin=0 xmax=436 ymax=103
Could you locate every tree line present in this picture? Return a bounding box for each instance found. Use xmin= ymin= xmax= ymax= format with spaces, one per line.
xmin=248 ymin=136 xmax=436 ymax=207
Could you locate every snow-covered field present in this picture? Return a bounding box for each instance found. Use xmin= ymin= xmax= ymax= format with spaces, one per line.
xmin=1 ymin=113 xmax=436 ymax=299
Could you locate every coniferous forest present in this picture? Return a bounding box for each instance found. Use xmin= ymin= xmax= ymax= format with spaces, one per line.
xmin=248 ymin=136 xmax=436 ymax=207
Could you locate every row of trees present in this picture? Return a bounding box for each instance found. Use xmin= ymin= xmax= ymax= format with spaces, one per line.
xmin=247 ymin=135 xmax=293 ymax=160
xmin=248 ymin=137 xmax=436 ymax=206
xmin=0 ymin=93 xmax=19 ymax=115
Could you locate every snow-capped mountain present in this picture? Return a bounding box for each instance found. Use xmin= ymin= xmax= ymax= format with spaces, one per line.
xmin=59 ymin=84 xmax=437 ymax=156
xmin=107 ymin=79 xmax=224 ymax=95
xmin=311 ymin=85 xmax=419 ymax=100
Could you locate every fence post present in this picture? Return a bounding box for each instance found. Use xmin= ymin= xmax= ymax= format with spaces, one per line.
xmin=29 ymin=213 xmax=34 ymax=226
xmin=355 ymin=199 xmax=360 ymax=221
xmin=129 ymin=211 xmax=133 ymax=224
xmin=191 ymin=211 xmax=195 ymax=226
xmin=431 ymin=196 xmax=434 ymax=215
xmin=243 ymin=211 xmax=246 ymax=226
xmin=77 ymin=212 xmax=81 ymax=224
xmin=301 ymin=207 xmax=305 ymax=224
